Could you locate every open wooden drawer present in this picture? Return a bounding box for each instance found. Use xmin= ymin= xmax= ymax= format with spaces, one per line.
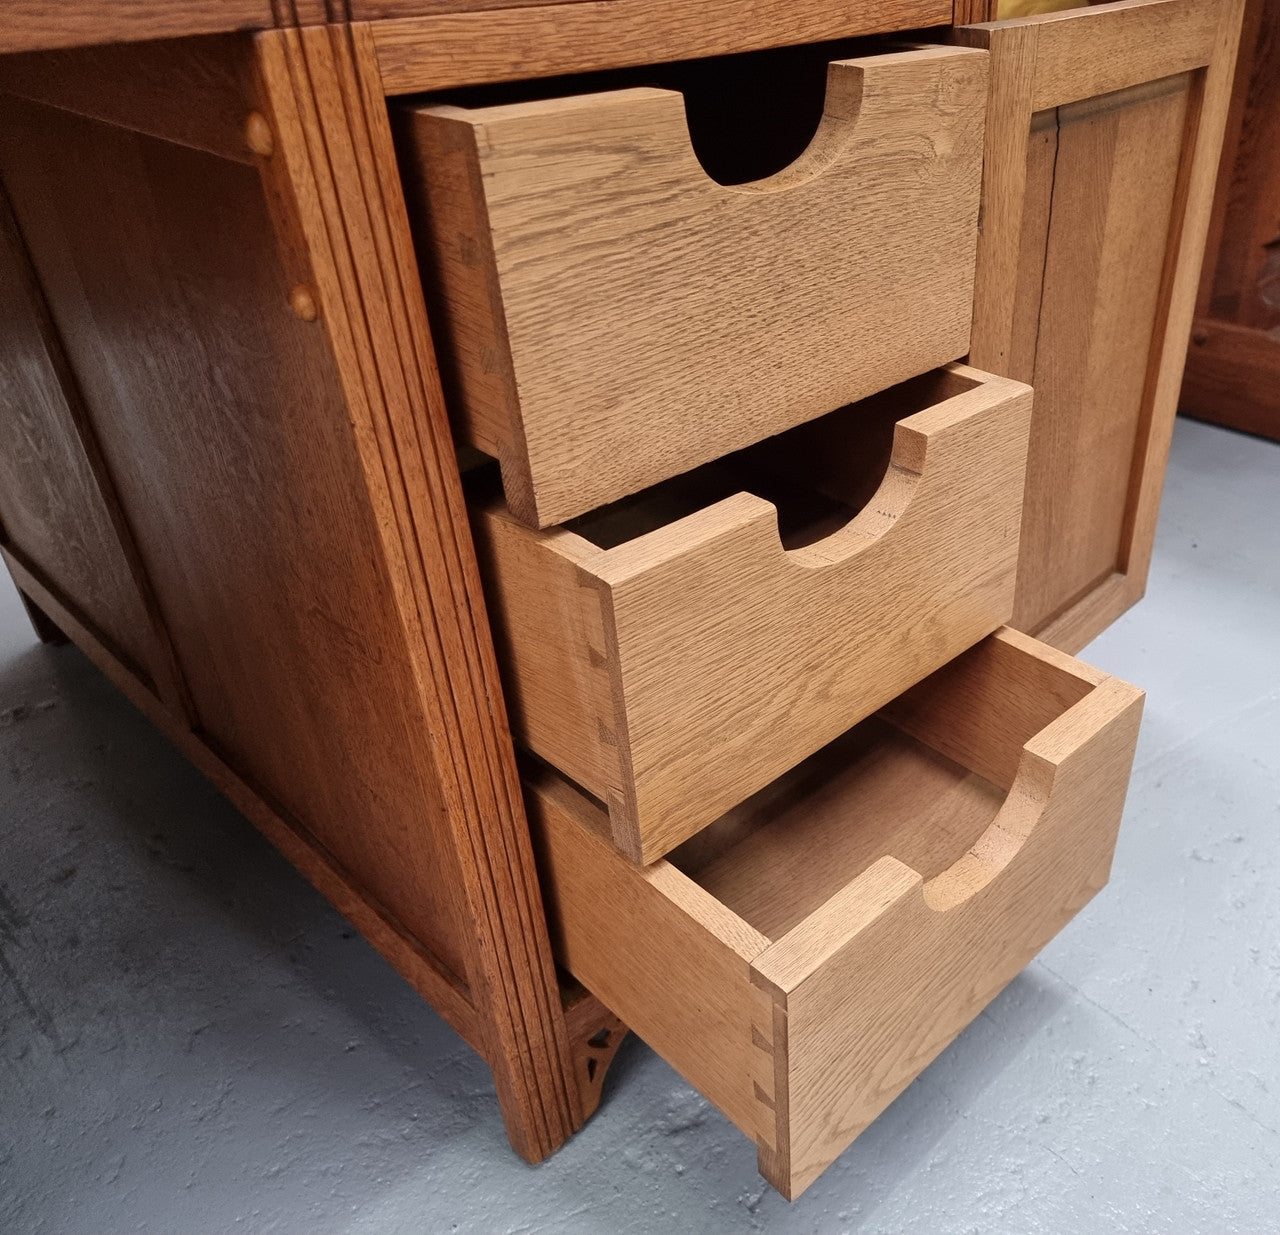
xmin=527 ymin=628 xmax=1144 ymax=1197
xmin=405 ymin=45 xmax=988 ymax=526
xmin=476 ymin=364 xmax=1032 ymax=862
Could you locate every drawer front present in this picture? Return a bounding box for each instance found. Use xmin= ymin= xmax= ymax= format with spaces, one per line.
xmin=477 ymin=364 xmax=1033 ymax=862
xmin=407 ymin=45 xmax=988 ymax=527
xmin=527 ymin=628 xmax=1144 ymax=1197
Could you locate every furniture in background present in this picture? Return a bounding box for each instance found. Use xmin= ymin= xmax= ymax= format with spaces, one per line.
xmin=1182 ymin=0 xmax=1280 ymax=441
xmin=0 ymin=0 xmax=1243 ymax=1198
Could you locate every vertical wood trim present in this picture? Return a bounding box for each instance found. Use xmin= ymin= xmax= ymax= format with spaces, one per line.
xmin=0 ymin=178 xmax=195 ymax=720
xmin=1192 ymin=0 xmax=1263 ymax=320
xmin=250 ymin=23 xmax=581 ymax=1161
xmin=1119 ymin=0 xmax=1246 ymax=586
xmin=957 ymin=20 xmax=1039 ymax=376
xmin=953 ymin=0 xmax=998 ymax=23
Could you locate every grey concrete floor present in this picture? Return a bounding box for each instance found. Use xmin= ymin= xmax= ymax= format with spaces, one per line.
xmin=1 ymin=416 xmax=1278 ymax=1234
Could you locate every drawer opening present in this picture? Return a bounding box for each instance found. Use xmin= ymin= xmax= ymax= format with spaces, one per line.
xmin=402 ymin=36 xmax=901 ymax=187
xmin=668 ymin=630 xmax=1099 ymax=939
xmin=566 ymin=367 xmax=982 ymax=555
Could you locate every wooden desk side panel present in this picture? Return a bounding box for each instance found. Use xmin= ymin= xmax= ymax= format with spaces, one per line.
xmin=0 ymin=98 xmax=480 ymax=994
xmin=0 ymin=37 xmax=595 ymax=1141
xmin=0 ymin=187 xmax=166 ymax=692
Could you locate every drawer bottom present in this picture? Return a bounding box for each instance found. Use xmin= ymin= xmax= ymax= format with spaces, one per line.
xmin=527 ymin=628 xmax=1144 ymax=1197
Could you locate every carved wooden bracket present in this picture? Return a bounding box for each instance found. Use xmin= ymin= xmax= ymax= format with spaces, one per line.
xmin=562 ymin=985 xmax=628 ymax=1123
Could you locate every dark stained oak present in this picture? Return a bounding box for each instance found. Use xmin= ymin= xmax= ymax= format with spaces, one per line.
xmin=0 ymin=35 xmax=260 ymax=163
xmin=1183 ymin=318 xmax=1280 ymax=440
xmin=0 ymin=0 xmax=274 ymax=55
xmin=0 ymin=93 xmax=477 ymax=992
xmin=250 ymin=23 xmax=584 ymax=1158
xmin=0 ymin=180 xmax=171 ymax=695
xmin=1181 ymin=0 xmax=1280 ymax=441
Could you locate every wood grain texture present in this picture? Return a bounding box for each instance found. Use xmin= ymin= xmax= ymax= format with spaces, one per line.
xmin=1019 ymin=0 xmax=1217 ymax=110
xmin=752 ymin=668 xmax=1142 ymax=1196
xmin=250 ymin=24 xmax=584 ymax=1159
xmin=357 ymin=0 xmax=597 ymax=15
xmin=373 ymin=0 xmax=954 ymax=94
xmin=1017 ymin=76 xmax=1191 ymax=628
xmin=1195 ymin=0 xmax=1280 ymax=331
xmin=476 ymin=365 xmax=1031 ymax=862
xmin=0 ymin=178 xmax=180 ymax=705
xmin=960 ymin=0 xmax=1246 ymax=650
xmin=530 ymin=628 xmax=1144 ymax=1198
xmin=0 ymin=35 xmax=260 ymax=164
xmin=0 ymin=0 xmax=274 ymax=55
xmin=954 ymin=0 xmax=999 ymax=20
xmin=406 ymin=47 xmax=988 ymax=526
xmin=1181 ymin=0 xmax=1280 ymax=440
xmin=2 ymin=547 xmax=483 ymax=1053
xmin=0 ymin=93 xmax=484 ymax=985
xmin=1182 ymin=317 xmax=1280 ymax=440
xmin=529 ymin=770 xmax=774 ymax=1140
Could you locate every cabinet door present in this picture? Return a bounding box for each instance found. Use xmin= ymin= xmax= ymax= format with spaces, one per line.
xmin=959 ymin=0 xmax=1245 ymax=650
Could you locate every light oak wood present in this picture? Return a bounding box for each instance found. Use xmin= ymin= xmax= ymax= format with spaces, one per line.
xmin=529 ymin=627 xmax=1145 ymax=1198
xmin=0 ymin=0 xmax=1201 ymax=1196
xmin=959 ymin=0 xmax=1246 ymax=651
xmin=372 ymin=0 xmax=954 ymax=94
xmin=477 ymin=365 xmax=1031 ymax=862
xmin=405 ymin=46 xmax=988 ymax=526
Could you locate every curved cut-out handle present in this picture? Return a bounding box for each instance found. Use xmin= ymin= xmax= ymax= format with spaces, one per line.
xmin=921 ymin=753 xmax=1056 ymax=913
xmin=722 ymin=46 xmax=987 ymax=195
xmin=580 ymin=367 xmax=1029 ymax=581
xmin=751 ymin=670 xmax=1145 ymax=999
xmin=921 ymin=675 xmax=1145 ymax=913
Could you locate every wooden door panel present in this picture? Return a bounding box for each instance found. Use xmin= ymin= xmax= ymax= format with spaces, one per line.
xmin=1015 ymin=76 xmax=1191 ymax=626
xmin=960 ymin=0 xmax=1246 ymax=649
